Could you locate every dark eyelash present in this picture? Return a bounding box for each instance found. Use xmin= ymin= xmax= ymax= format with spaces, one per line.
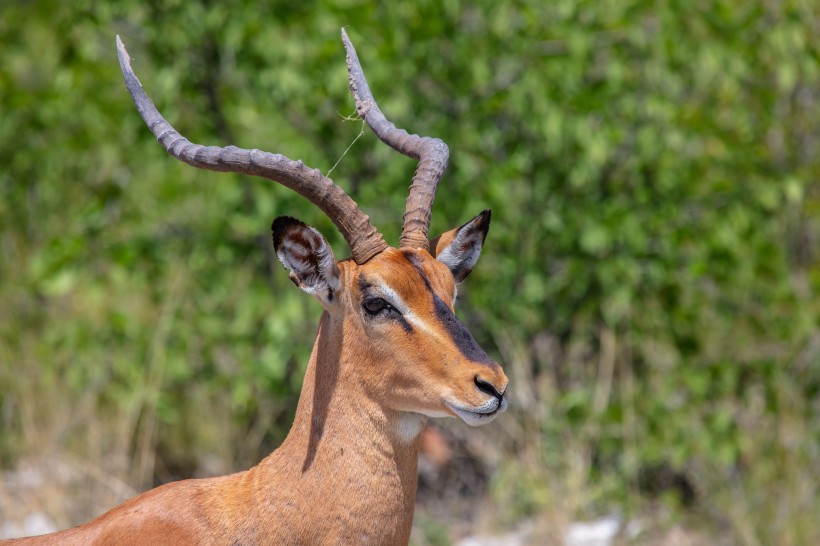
xmin=362 ymin=297 xmax=394 ymax=316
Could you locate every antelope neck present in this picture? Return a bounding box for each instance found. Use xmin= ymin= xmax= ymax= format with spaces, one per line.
xmin=252 ymin=312 xmax=422 ymax=537
xmin=287 ymin=311 xmax=422 ymax=452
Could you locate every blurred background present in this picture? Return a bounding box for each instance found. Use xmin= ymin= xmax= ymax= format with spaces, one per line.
xmin=1 ymin=1 xmax=818 ymax=544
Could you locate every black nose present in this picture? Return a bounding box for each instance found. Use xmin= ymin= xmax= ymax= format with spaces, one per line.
xmin=474 ymin=376 xmax=504 ymax=400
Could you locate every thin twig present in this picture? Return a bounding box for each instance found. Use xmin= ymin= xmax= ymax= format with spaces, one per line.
xmin=327 ymin=118 xmax=366 ymax=178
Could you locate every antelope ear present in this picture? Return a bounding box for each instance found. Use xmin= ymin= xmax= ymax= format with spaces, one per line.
xmin=430 ymin=209 xmax=491 ymax=283
xmin=272 ymin=216 xmax=341 ymax=307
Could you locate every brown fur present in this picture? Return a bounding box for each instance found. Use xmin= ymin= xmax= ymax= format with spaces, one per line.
xmin=3 ymin=246 xmax=506 ymax=546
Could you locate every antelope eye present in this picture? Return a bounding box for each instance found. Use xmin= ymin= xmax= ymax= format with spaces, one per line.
xmin=362 ymin=297 xmax=391 ymax=316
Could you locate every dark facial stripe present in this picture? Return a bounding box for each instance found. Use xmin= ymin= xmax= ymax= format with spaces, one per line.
xmin=401 ymin=250 xmax=433 ymax=291
xmin=396 ymin=315 xmax=413 ymax=333
xmin=431 ymin=291 xmax=495 ymax=365
xmin=358 ymin=272 xmax=373 ymax=294
xmin=401 ymin=251 xmax=494 ymax=365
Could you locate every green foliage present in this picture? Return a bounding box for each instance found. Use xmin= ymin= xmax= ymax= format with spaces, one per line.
xmin=1 ymin=0 xmax=818 ymax=543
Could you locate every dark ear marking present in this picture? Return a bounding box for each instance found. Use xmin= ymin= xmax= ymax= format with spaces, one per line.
xmin=431 ymin=209 xmax=491 ymax=283
xmin=466 ymin=209 xmax=491 ymax=241
xmin=272 ymin=216 xmax=340 ymax=307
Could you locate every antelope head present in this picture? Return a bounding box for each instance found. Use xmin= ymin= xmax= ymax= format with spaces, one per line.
xmin=116 ymin=30 xmax=508 ymax=429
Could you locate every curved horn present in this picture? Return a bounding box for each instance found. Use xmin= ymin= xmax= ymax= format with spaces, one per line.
xmin=116 ymin=36 xmax=388 ymax=265
xmin=342 ymin=29 xmax=449 ymax=252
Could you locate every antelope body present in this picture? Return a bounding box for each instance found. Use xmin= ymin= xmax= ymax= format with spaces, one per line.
xmin=3 ymin=30 xmax=508 ymax=546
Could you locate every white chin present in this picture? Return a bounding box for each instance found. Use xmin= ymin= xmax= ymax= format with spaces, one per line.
xmin=453 ymin=407 xmax=500 ymax=426
xmin=445 ymin=399 xmax=507 ymax=427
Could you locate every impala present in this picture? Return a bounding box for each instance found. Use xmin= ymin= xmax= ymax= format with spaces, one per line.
xmin=4 ymin=29 xmax=508 ymax=545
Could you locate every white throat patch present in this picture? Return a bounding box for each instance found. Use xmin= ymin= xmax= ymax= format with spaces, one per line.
xmin=396 ymin=413 xmax=426 ymax=443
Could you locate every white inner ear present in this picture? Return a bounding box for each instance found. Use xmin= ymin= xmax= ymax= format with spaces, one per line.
xmin=436 ymin=227 xmax=483 ymax=282
xmin=277 ymin=227 xmax=340 ymax=302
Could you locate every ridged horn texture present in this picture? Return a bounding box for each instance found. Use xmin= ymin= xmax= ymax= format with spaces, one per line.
xmin=341 ymin=29 xmax=449 ymax=252
xmin=116 ymin=35 xmax=388 ymax=265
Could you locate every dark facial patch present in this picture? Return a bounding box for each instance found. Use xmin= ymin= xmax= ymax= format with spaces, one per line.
xmin=401 ymin=249 xmax=425 ymax=266
xmin=401 ymin=251 xmax=494 ymax=365
xmin=358 ymin=272 xmax=373 ymax=295
xmin=400 ymin=250 xmax=433 ymax=290
xmin=431 ymin=292 xmax=494 ymax=365
xmin=395 ymin=314 xmax=413 ymax=333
